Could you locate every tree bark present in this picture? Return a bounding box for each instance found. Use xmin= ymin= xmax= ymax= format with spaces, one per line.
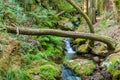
xmin=6 ymin=26 xmax=115 ymax=50
xmin=86 ymin=0 xmax=89 ymax=15
xmin=66 ymin=0 xmax=95 ymax=33
xmin=66 ymin=0 xmax=95 ymax=47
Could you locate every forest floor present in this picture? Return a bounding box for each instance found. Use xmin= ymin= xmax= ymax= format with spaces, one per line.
xmin=93 ymin=17 xmax=102 ymax=28
xmin=94 ymin=17 xmax=120 ymax=39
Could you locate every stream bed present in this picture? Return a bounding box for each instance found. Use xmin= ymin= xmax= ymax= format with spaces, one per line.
xmin=61 ymin=38 xmax=82 ymax=80
xmin=61 ymin=38 xmax=115 ymax=80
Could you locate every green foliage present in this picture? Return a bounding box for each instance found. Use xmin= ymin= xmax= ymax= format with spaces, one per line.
xmin=24 ymin=52 xmax=48 ymax=64
xmin=0 ymin=69 xmax=30 ymax=80
xmin=115 ymin=0 xmax=120 ymax=9
xmin=0 ymin=0 xmax=27 ymax=24
xmin=29 ymin=7 xmax=59 ymax=28
xmin=39 ymin=64 xmax=60 ymax=80
xmin=0 ymin=0 xmax=59 ymax=28
xmin=106 ymin=61 xmax=120 ymax=71
xmin=16 ymin=35 xmax=64 ymax=64
xmin=96 ymin=19 xmax=116 ymax=32
xmin=56 ymin=0 xmax=73 ymax=10
xmin=36 ymin=36 xmax=63 ymax=56
xmin=106 ymin=61 xmax=120 ymax=79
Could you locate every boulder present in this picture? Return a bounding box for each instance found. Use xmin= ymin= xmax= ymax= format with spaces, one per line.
xmin=64 ymin=58 xmax=96 ymax=77
xmin=101 ymin=52 xmax=120 ymax=79
xmin=26 ymin=60 xmax=61 ymax=80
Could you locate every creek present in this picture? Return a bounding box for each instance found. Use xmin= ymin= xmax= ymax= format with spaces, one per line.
xmin=61 ymin=38 xmax=82 ymax=80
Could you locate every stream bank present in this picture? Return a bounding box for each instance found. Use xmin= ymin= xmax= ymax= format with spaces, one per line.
xmin=62 ymin=36 xmax=120 ymax=80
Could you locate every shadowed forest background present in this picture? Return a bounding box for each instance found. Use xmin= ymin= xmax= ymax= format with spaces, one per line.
xmin=0 ymin=0 xmax=120 ymax=80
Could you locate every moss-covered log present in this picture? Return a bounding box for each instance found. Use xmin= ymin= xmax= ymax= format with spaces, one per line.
xmin=6 ymin=26 xmax=115 ymax=50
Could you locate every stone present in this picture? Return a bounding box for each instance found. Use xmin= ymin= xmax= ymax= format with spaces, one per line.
xmin=101 ymin=52 xmax=120 ymax=79
xmin=64 ymin=58 xmax=96 ymax=77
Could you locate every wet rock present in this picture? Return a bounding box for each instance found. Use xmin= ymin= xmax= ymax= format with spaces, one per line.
xmin=93 ymin=56 xmax=100 ymax=63
xmin=85 ymin=70 xmax=112 ymax=80
xmin=57 ymin=17 xmax=75 ymax=30
xmin=64 ymin=58 xmax=96 ymax=77
xmin=32 ymin=74 xmax=41 ymax=80
xmin=85 ymin=72 xmax=104 ymax=80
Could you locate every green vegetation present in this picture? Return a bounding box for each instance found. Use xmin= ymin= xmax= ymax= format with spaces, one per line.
xmin=0 ymin=0 xmax=120 ymax=80
xmin=0 ymin=69 xmax=30 ymax=80
xmin=64 ymin=59 xmax=96 ymax=77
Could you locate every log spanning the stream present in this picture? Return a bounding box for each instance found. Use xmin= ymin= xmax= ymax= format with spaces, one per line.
xmin=6 ymin=26 xmax=115 ymax=50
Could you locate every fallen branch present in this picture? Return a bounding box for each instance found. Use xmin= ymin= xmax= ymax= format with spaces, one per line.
xmin=57 ymin=11 xmax=65 ymax=16
xmin=6 ymin=26 xmax=115 ymax=50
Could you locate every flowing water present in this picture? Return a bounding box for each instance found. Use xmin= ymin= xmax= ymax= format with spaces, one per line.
xmin=63 ymin=38 xmax=76 ymax=60
xmin=61 ymin=38 xmax=82 ymax=80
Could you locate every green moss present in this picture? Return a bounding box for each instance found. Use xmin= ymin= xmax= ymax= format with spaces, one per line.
xmin=112 ymin=70 xmax=120 ymax=79
xmin=92 ymin=43 xmax=108 ymax=56
xmin=26 ymin=60 xmax=61 ymax=80
xmin=77 ymin=43 xmax=88 ymax=53
xmin=64 ymin=59 xmax=96 ymax=77
xmin=106 ymin=52 xmax=120 ymax=64
xmin=74 ymin=38 xmax=86 ymax=45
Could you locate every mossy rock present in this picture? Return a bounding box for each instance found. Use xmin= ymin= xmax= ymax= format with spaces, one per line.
xmin=91 ymin=42 xmax=108 ymax=56
xmin=77 ymin=41 xmax=89 ymax=53
xmin=57 ymin=17 xmax=74 ymax=30
xmin=102 ymin=52 xmax=120 ymax=64
xmin=26 ymin=60 xmax=61 ymax=80
xmin=101 ymin=52 xmax=120 ymax=79
xmin=64 ymin=58 xmax=96 ymax=77
xmin=74 ymin=38 xmax=86 ymax=45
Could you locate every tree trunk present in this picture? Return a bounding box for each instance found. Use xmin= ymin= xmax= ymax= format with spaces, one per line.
xmin=66 ymin=0 xmax=95 ymax=33
xmin=92 ymin=0 xmax=97 ymax=24
xmin=111 ymin=0 xmax=119 ymax=23
xmin=66 ymin=0 xmax=95 ymax=47
xmin=86 ymin=0 xmax=89 ymax=15
xmin=6 ymin=26 xmax=115 ymax=50
xmin=103 ymin=0 xmax=110 ymax=11
xmin=97 ymin=0 xmax=103 ymax=16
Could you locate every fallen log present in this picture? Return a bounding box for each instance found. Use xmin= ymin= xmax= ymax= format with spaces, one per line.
xmin=6 ymin=26 xmax=115 ymax=50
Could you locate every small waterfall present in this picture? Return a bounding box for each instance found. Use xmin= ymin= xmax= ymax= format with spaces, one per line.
xmin=61 ymin=38 xmax=82 ymax=80
xmin=63 ymin=38 xmax=76 ymax=60
xmin=61 ymin=65 xmax=82 ymax=80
